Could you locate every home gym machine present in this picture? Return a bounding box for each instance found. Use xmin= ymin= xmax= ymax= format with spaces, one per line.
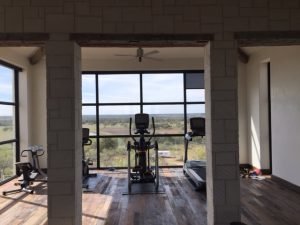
xmin=183 ymin=117 xmax=206 ymax=191
xmin=126 ymin=113 xmax=159 ymax=193
xmin=82 ymin=128 xmax=97 ymax=189
xmin=3 ymin=145 xmax=47 ymax=196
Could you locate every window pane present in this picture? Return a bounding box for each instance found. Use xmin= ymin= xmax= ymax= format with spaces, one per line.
xmin=0 ymin=143 xmax=15 ymax=181
xmin=83 ymin=137 xmax=97 ymax=168
xmin=185 ymin=72 xmax=204 ymax=89
xmin=187 ymin=104 xmax=205 ymax=131
xmin=82 ymin=75 xmax=96 ymax=103
xmin=186 ymin=89 xmax=205 ymax=102
xmin=99 ymin=106 xmax=140 ymax=135
xmin=143 ymin=105 xmax=184 ymax=134
xmin=82 ymin=106 xmax=97 ymax=136
xmin=100 ymin=137 xmax=130 ymax=167
xmin=143 ymin=73 xmax=183 ymax=102
xmin=0 ymin=105 xmax=15 ymax=142
xmin=0 ymin=65 xmax=14 ymax=102
xmin=154 ymin=136 xmax=184 ymax=166
xmin=187 ymin=136 xmax=206 ymax=161
xmin=99 ymin=74 xmax=140 ymax=103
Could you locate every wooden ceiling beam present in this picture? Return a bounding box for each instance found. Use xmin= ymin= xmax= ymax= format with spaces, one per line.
xmin=238 ymin=48 xmax=249 ymax=64
xmin=28 ymin=47 xmax=45 ymax=65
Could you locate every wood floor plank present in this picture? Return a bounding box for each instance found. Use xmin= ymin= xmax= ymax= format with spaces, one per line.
xmin=1 ymin=169 xmax=300 ymax=225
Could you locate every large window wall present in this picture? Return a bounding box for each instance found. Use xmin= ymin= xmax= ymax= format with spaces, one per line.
xmin=0 ymin=60 xmax=20 ymax=182
xmin=82 ymin=71 xmax=205 ymax=168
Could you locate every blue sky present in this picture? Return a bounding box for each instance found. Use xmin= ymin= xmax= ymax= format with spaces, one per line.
xmin=82 ymin=73 xmax=205 ymax=116
xmin=0 ymin=65 xmax=14 ymax=117
xmin=1 ymin=70 xmax=204 ymax=116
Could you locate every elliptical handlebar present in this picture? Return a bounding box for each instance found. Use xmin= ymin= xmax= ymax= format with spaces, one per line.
xmin=148 ymin=117 xmax=155 ymax=142
xmin=21 ymin=145 xmax=45 ymax=157
xmin=129 ymin=117 xmax=137 ymax=143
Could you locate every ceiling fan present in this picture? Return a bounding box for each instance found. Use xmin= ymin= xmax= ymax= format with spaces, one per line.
xmin=115 ymin=47 xmax=160 ymax=62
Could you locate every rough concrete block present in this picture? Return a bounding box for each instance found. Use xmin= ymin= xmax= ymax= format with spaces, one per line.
xmin=224 ymin=18 xmax=249 ymax=31
xmin=5 ymin=7 xmax=23 ymax=32
xmin=213 ymin=180 xmax=226 ymax=204
xmin=153 ymin=16 xmax=174 ymax=33
xmin=214 ymin=101 xmax=237 ymax=119
xmin=270 ymin=20 xmax=290 ymax=30
xmin=24 ymin=19 xmax=44 ymax=32
xmin=223 ymin=6 xmax=239 ymax=17
xmin=183 ymin=6 xmax=201 ymax=21
xmin=216 ymin=165 xmax=237 ymax=179
xmin=201 ymin=23 xmax=223 ymax=33
xmin=50 ymin=196 xmax=75 ymax=217
xmin=249 ymin=18 xmax=269 ymax=31
xmin=269 ymin=9 xmax=289 ymax=20
xmin=174 ymin=22 xmax=200 ymax=33
xmin=116 ymin=23 xmax=134 ymax=33
xmin=46 ymin=14 xmax=74 ymax=32
xmin=122 ymin=7 xmax=152 ymax=22
xmin=75 ymin=2 xmax=90 ymax=15
xmin=226 ymin=180 xmax=240 ymax=205
xmin=75 ymin=17 xmax=102 ymax=33
xmin=49 ymin=151 xmax=75 ymax=168
xmin=216 ymin=152 xmax=236 ymax=165
xmin=102 ymin=7 xmax=122 ymax=21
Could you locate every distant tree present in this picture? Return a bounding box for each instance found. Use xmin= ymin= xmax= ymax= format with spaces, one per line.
xmin=100 ymin=138 xmax=117 ymax=151
xmin=0 ymin=148 xmax=13 ymax=181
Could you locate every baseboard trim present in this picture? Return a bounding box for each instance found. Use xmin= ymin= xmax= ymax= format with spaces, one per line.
xmin=272 ymin=175 xmax=300 ymax=194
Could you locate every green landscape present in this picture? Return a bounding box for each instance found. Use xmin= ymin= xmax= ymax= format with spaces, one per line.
xmin=0 ymin=116 xmax=14 ymax=182
xmin=83 ymin=114 xmax=206 ymax=168
xmin=1 ymin=114 xmax=206 ymax=181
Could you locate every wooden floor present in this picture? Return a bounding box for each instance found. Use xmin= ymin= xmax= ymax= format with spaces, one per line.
xmin=0 ymin=169 xmax=299 ymax=225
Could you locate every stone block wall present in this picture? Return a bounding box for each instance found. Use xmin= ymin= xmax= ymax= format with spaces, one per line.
xmin=1 ymin=0 xmax=300 ymax=224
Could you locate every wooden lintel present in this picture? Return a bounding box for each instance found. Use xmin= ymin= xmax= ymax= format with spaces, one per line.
xmin=29 ymin=47 xmax=45 ymax=65
xmin=238 ymin=48 xmax=249 ymax=64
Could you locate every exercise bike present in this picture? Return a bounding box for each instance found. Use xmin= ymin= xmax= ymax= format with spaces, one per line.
xmin=126 ymin=113 xmax=159 ymax=193
xmin=82 ymin=128 xmax=97 ymax=189
xmin=3 ymin=145 xmax=47 ymax=196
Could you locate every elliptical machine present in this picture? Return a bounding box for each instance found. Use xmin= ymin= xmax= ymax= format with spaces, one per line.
xmin=126 ymin=113 xmax=159 ymax=193
xmin=82 ymin=128 xmax=97 ymax=189
xmin=2 ymin=145 xmax=47 ymax=196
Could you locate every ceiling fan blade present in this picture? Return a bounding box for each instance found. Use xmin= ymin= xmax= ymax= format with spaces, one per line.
xmin=114 ymin=54 xmax=135 ymax=57
xmin=143 ymin=56 xmax=162 ymax=61
xmin=143 ymin=50 xmax=159 ymax=57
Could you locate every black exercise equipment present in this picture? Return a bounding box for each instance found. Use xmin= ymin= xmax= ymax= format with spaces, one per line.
xmin=82 ymin=128 xmax=97 ymax=189
xmin=183 ymin=117 xmax=206 ymax=191
xmin=2 ymin=146 xmax=47 ymax=196
xmin=126 ymin=113 xmax=159 ymax=193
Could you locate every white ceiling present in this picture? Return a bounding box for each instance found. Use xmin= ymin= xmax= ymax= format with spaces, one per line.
xmin=3 ymin=47 xmax=39 ymax=58
xmin=81 ymin=47 xmax=204 ymax=60
xmin=1 ymin=46 xmax=204 ymax=60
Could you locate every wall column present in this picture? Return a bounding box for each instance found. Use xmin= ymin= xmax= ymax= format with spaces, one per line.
xmin=46 ymin=35 xmax=82 ymax=225
xmin=205 ymin=40 xmax=241 ymax=225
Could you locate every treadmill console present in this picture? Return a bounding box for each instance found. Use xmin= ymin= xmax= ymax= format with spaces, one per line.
xmin=190 ymin=117 xmax=205 ymax=136
xmin=135 ymin=113 xmax=150 ymax=130
xmin=82 ymin=128 xmax=90 ymax=144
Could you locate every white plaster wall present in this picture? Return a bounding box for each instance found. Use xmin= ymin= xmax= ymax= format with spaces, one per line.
xmin=238 ymin=62 xmax=248 ymax=164
xmin=245 ymin=46 xmax=300 ymax=186
xmin=29 ymin=58 xmax=47 ymax=168
xmin=82 ymin=58 xmax=204 ymax=71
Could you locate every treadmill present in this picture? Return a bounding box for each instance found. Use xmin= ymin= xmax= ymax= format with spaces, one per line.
xmin=183 ymin=117 xmax=206 ymax=191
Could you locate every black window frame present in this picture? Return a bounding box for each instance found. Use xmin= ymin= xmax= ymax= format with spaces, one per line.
xmin=0 ymin=59 xmax=21 ymax=184
xmin=82 ymin=70 xmax=205 ymax=169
